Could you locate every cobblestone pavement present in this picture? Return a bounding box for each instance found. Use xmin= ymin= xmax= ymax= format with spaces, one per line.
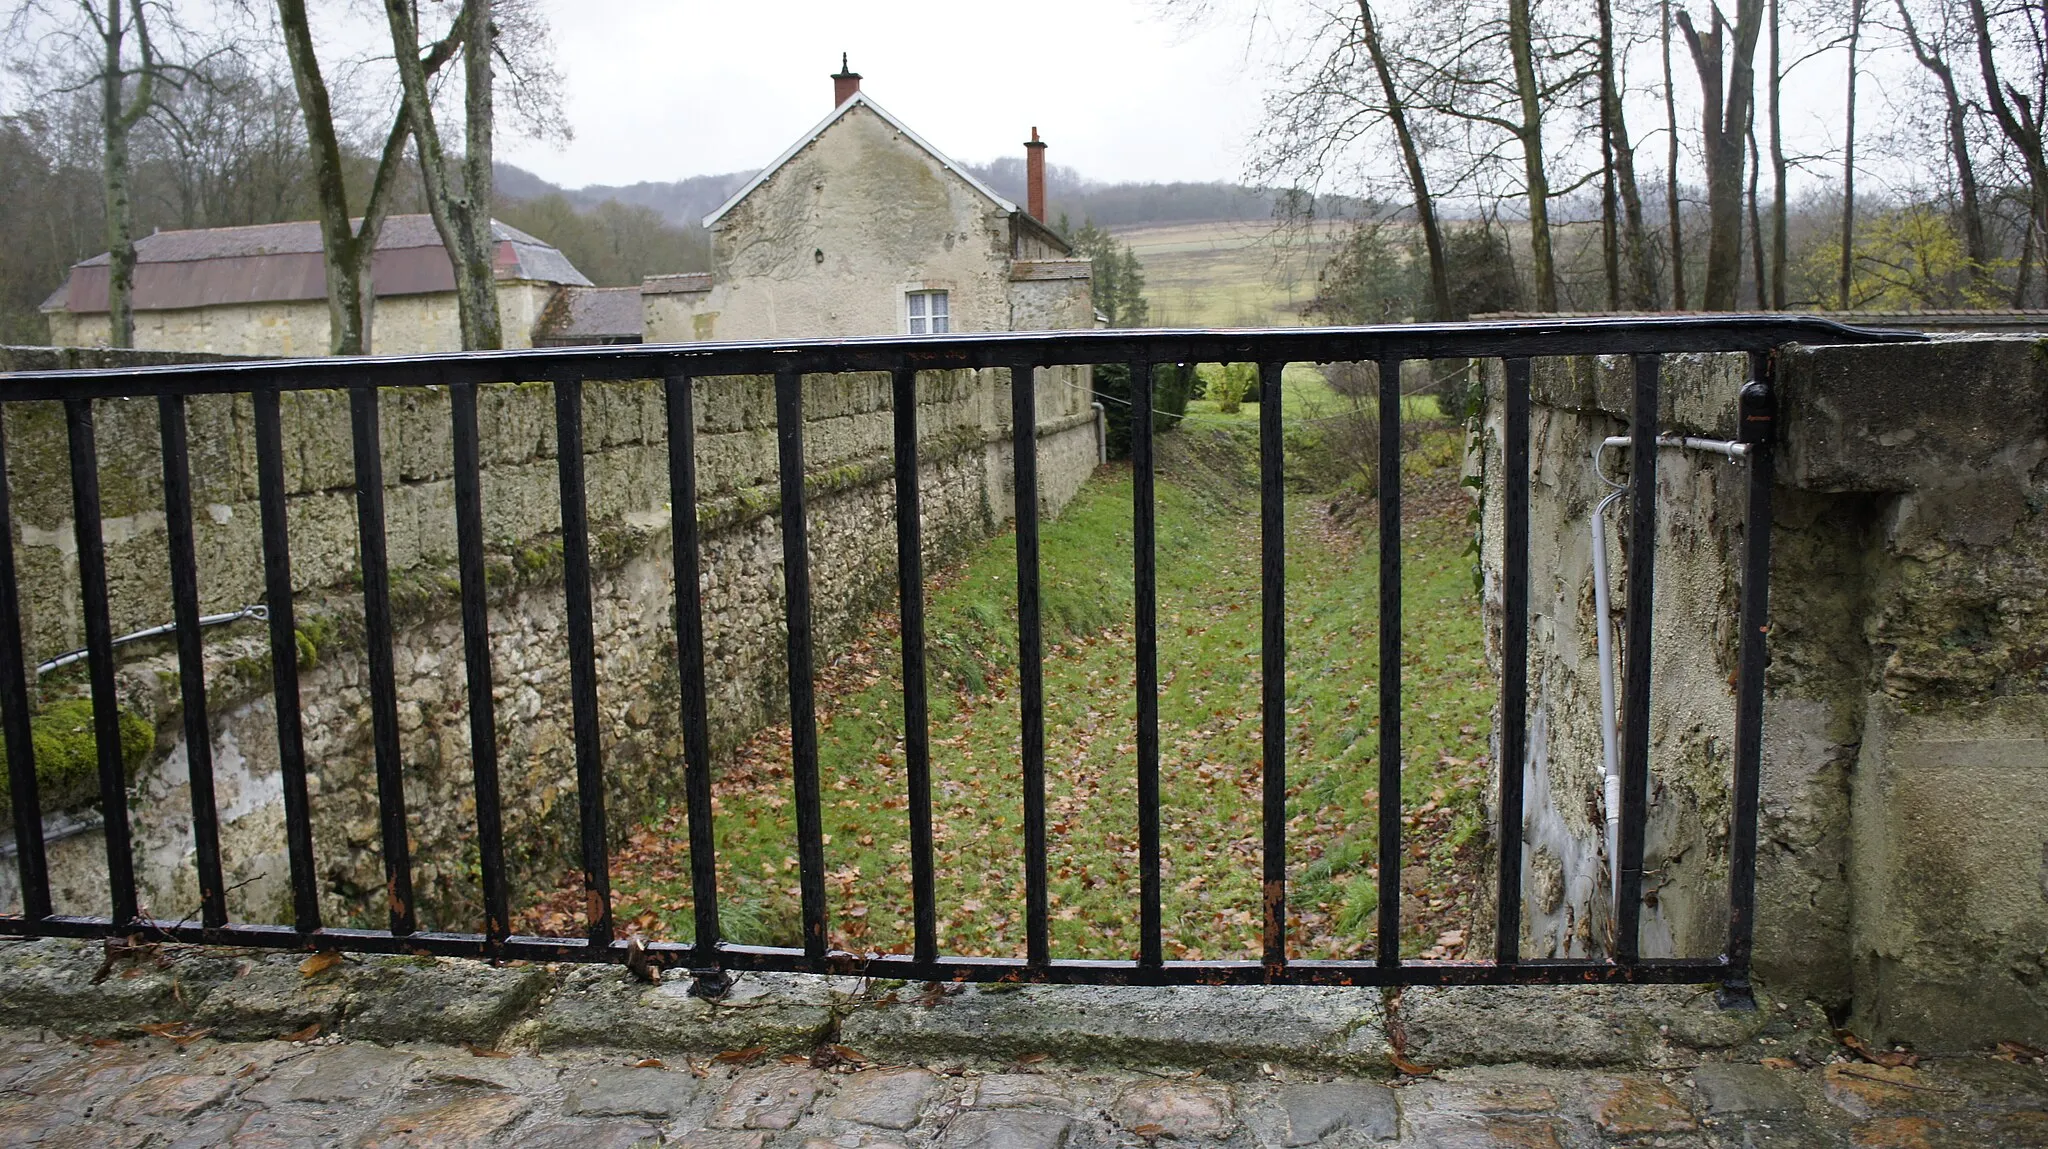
xmin=0 ymin=1026 xmax=2042 ymax=1148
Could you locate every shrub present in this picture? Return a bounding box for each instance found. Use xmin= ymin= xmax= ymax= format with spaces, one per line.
xmin=1093 ymin=362 xmax=1199 ymax=459
xmin=1207 ymin=362 xmax=1259 ymax=414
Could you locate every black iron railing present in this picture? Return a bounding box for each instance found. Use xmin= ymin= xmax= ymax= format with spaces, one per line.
xmin=0 ymin=317 xmax=1923 ymax=996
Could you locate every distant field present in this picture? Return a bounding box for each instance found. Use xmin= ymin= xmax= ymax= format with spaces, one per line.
xmin=1111 ymin=219 xmax=1350 ymax=329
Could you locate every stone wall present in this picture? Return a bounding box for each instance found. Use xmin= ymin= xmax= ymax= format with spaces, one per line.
xmin=1474 ymin=337 xmax=2048 ymax=1049
xmin=41 ymin=282 xmax=559 ymax=357
xmin=0 ymin=350 xmax=1099 ymax=933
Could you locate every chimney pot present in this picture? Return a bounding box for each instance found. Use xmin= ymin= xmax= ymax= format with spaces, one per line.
xmin=1024 ymin=126 xmax=1048 ymax=222
xmin=832 ymin=53 xmax=861 ymax=108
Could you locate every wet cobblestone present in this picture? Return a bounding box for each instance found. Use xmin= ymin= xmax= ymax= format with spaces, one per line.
xmin=0 ymin=1026 xmax=2040 ymax=1147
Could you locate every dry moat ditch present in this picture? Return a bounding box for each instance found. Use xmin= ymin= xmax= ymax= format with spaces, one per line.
xmin=522 ymin=389 xmax=1499 ymax=964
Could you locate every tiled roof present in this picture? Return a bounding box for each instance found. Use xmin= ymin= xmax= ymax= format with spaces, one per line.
xmin=45 ymin=215 xmax=592 ymax=314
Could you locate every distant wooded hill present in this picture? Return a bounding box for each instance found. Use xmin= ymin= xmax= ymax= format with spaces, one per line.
xmin=494 ymin=161 xmax=1369 ymax=235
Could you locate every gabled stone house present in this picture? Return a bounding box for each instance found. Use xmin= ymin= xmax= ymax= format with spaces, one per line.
xmin=643 ymin=61 xmax=1095 ymax=341
xmin=40 ymin=216 xmax=598 ymax=356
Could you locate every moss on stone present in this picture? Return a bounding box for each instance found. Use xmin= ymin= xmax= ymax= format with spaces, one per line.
xmin=295 ymin=613 xmax=341 ymax=669
xmin=0 ymin=697 xmax=155 ymax=821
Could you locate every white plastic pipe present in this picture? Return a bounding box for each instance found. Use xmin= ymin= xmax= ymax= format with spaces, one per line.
xmin=1589 ymin=486 xmax=1625 ymax=905
xmin=1588 ymin=432 xmax=1747 ymax=910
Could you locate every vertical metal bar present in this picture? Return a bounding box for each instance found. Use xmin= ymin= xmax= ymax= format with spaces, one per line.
xmin=892 ymin=366 xmax=938 ymax=971
xmin=65 ymin=399 xmax=137 ymax=927
xmin=1495 ymin=359 xmax=1532 ymax=965
xmin=449 ymin=382 xmax=508 ymax=946
xmin=157 ymin=394 xmax=227 ymax=930
xmin=1615 ymin=352 xmax=1662 ymax=965
xmin=1258 ymin=360 xmax=1288 ymax=977
xmin=1375 ymin=358 xmax=1402 ymax=967
xmin=253 ymin=391 xmax=319 ymax=934
xmin=775 ymin=366 xmax=828 ymax=966
xmin=553 ymin=373 xmax=613 ymax=948
xmin=1012 ymin=361 xmax=1050 ymax=972
xmin=0 ymin=419 xmax=50 ymax=922
xmin=1130 ymin=360 xmax=1162 ymax=971
xmin=349 ymin=386 xmax=415 ymax=937
xmin=1721 ymin=353 xmax=1776 ymax=1008
xmin=666 ymin=373 xmax=724 ymax=979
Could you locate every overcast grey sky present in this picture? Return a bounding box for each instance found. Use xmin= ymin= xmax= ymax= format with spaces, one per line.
xmin=495 ymin=0 xmax=1271 ymax=188
xmin=477 ymin=0 xmax=1926 ymax=207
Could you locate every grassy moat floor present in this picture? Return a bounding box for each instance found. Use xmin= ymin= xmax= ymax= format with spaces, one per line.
xmin=522 ymin=386 xmax=1494 ymax=963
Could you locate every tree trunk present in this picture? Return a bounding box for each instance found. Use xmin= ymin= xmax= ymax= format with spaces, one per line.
xmin=1678 ymin=0 xmax=1765 ymax=311
xmin=1509 ymin=0 xmax=1558 ymax=310
xmin=1358 ymin=0 xmax=1453 ymax=320
xmin=1837 ymin=0 xmax=1863 ymax=310
xmin=277 ymin=0 xmax=419 ymax=354
xmin=1600 ymin=0 xmax=1621 ymax=308
xmin=1966 ymin=0 xmax=2048 ymax=305
xmin=1607 ymin=51 xmax=1657 ymax=306
xmin=1899 ymin=0 xmax=1990 ymax=293
xmin=1749 ymin=112 xmax=1767 ymax=307
xmin=387 ymin=0 xmax=504 ymax=351
xmin=1769 ymin=0 xmax=1787 ymax=307
xmin=1663 ymin=0 xmax=1687 ymax=309
xmin=97 ymin=0 xmax=155 ymax=349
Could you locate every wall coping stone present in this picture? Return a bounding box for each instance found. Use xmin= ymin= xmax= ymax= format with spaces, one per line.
xmin=0 ymin=937 xmax=1798 ymax=1072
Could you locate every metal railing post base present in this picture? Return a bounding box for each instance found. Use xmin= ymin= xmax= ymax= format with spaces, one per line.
xmin=1716 ymin=978 xmax=1758 ymax=1011
xmin=688 ymin=968 xmax=733 ymax=999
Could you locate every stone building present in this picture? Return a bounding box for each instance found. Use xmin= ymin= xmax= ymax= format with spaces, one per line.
xmin=40 ymin=215 xmax=598 ymax=356
xmin=643 ymin=61 xmax=1096 ymax=341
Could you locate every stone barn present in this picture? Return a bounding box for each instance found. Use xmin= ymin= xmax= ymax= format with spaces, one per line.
xmin=40 ymin=215 xmax=596 ymax=356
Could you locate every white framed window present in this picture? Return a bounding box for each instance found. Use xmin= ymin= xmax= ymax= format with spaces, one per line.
xmin=907 ymin=290 xmax=950 ymax=335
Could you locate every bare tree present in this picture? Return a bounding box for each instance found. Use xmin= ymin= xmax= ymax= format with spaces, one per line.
xmin=1896 ymin=0 xmax=1989 ymax=288
xmin=1837 ymin=0 xmax=1864 ymax=308
xmin=276 ymin=0 xmax=461 ymax=354
xmin=1964 ymin=0 xmax=2048 ymax=307
xmin=8 ymin=0 xmax=211 ymax=346
xmin=385 ymin=0 xmax=498 ymax=349
xmin=1507 ymin=0 xmax=1560 ymax=308
xmin=1677 ymin=0 xmax=1767 ymax=310
xmin=1768 ymin=0 xmax=1787 ymax=306
xmin=1663 ymin=0 xmax=1689 ymax=306
xmin=1601 ymin=0 xmax=1657 ymax=307
xmin=1357 ymin=0 xmax=1454 ymax=318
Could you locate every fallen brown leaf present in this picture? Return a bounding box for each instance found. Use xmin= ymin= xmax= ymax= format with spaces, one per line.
xmin=714 ymin=1046 xmax=767 ymax=1064
xmin=1841 ymin=1033 xmax=1918 ymax=1068
xmin=298 ymin=951 xmax=342 ymax=978
xmin=462 ymin=1043 xmax=512 ymax=1059
xmin=279 ymin=1023 xmax=321 ymax=1043
xmin=1759 ymin=1057 xmax=1800 ymax=1070
xmin=630 ymin=1058 xmax=664 ymax=1069
xmin=1995 ymin=1040 xmax=2046 ymax=1064
xmin=1390 ymin=1053 xmax=1435 ymax=1076
xmin=1132 ymin=1123 xmax=1165 ymax=1139
xmin=1015 ymin=1052 xmax=1050 ymax=1065
xmin=137 ymin=1022 xmax=210 ymax=1047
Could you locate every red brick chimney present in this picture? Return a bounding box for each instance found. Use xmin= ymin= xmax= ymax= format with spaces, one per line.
xmin=1024 ymin=127 xmax=1048 ymax=221
xmin=832 ymin=54 xmax=861 ymax=107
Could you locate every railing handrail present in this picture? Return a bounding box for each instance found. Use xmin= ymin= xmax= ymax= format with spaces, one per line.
xmin=0 ymin=315 xmax=1924 ymax=400
xmin=0 ymin=316 xmax=1929 ymax=1001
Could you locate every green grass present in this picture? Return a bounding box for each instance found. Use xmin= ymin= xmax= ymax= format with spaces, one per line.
xmin=1113 ymin=220 xmax=1350 ymax=328
xmin=540 ymin=425 xmax=1491 ymax=961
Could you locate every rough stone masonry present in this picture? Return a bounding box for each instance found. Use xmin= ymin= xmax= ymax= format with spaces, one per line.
xmin=0 ymin=936 xmax=2044 ymax=1147
xmin=1474 ymin=335 xmax=2048 ymax=1051
xmin=0 ymin=346 xmax=1098 ymax=935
